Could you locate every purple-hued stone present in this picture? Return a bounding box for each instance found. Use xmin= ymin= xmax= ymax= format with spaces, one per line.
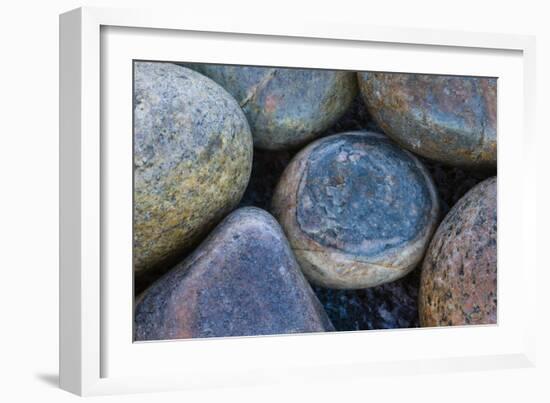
xmin=134 ymin=207 xmax=334 ymax=340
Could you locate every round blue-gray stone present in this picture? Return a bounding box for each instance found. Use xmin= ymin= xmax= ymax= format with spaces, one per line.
xmin=272 ymin=131 xmax=439 ymax=289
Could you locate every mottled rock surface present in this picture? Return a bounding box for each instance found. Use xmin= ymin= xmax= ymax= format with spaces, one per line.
xmin=313 ymin=269 xmax=421 ymax=331
xmin=133 ymin=62 xmax=253 ymax=282
xmin=272 ymin=131 xmax=439 ymax=289
xmin=187 ymin=64 xmax=357 ymax=150
xmin=358 ymin=72 xmax=497 ymax=168
xmin=419 ymin=177 xmax=497 ymax=326
xmin=134 ymin=207 xmax=334 ymax=340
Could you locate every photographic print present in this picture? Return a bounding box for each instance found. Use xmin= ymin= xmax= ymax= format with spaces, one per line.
xmin=132 ymin=61 xmax=497 ymax=341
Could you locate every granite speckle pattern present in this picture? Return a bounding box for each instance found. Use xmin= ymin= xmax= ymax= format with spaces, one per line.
xmin=419 ymin=177 xmax=497 ymax=326
xmin=133 ymin=62 xmax=253 ymax=281
xmin=272 ymin=131 xmax=440 ymax=289
xmin=187 ymin=64 xmax=357 ymax=150
xmin=134 ymin=207 xmax=334 ymax=340
xmin=358 ymin=72 xmax=497 ymax=168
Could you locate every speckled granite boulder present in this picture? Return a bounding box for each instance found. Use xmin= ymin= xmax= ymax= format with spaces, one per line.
xmin=272 ymin=131 xmax=439 ymax=289
xmin=419 ymin=177 xmax=497 ymax=326
xmin=358 ymin=72 xmax=497 ymax=168
xmin=134 ymin=207 xmax=334 ymax=340
xmin=133 ymin=62 xmax=253 ymax=277
xmin=189 ymin=64 xmax=357 ymax=150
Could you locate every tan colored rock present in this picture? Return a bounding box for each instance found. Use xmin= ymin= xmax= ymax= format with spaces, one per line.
xmin=133 ymin=62 xmax=253 ymax=279
xmin=272 ymin=131 xmax=439 ymax=289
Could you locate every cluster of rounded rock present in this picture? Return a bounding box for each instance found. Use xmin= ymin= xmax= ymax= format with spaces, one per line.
xmin=133 ymin=62 xmax=497 ymax=341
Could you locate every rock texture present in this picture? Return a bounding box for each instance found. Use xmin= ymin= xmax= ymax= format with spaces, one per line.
xmin=133 ymin=62 xmax=253 ymax=279
xmin=188 ymin=64 xmax=357 ymax=150
xmin=313 ymin=269 xmax=421 ymax=331
xmin=272 ymin=131 xmax=439 ymax=289
xmin=358 ymin=72 xmax=497 ymax=168
xmin=419 ymin=177 xmax=497 ymax=326
xmin=134 ymin=207 xmax=334 ymax=340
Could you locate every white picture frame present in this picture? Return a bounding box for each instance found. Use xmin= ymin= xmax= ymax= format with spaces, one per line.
xmin=59 ymin=6 xmax=537 ymax=396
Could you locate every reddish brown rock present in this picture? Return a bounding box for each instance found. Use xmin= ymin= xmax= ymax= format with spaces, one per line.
xmin=272 ymin=131 xmax=439 ymax=289
xmin=358 ymin=72 xmax=497 ymax=168
xmin=134 ymin=207 xmax=334 ymax=340
xmin=419 ymin=177 xmax=497 ymax=326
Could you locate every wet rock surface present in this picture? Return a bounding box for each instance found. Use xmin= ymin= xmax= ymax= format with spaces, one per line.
xmin=133 ymin=62 xmax=253 ymax=283
xmin=135 ymin=207 xmax=334 ymax=340
xmin=358 ymin=72 xmax=497 ymax=169
xmin=419 ymin=177 xmax=497 ymax=326
xmin=186 ymin=64 xmax=357 ymax=150
xmin=272 ymin=131 xmax=439 ymax=289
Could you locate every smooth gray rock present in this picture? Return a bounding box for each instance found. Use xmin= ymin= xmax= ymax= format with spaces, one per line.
xmin=134 ymin=207 xmax=334 ymax=340
xmin=187 ymin=64 xmax=357 ymax=150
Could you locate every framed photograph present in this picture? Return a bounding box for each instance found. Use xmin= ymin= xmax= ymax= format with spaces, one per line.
xmin=59 ymin=6 xmax=537 ymax=396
